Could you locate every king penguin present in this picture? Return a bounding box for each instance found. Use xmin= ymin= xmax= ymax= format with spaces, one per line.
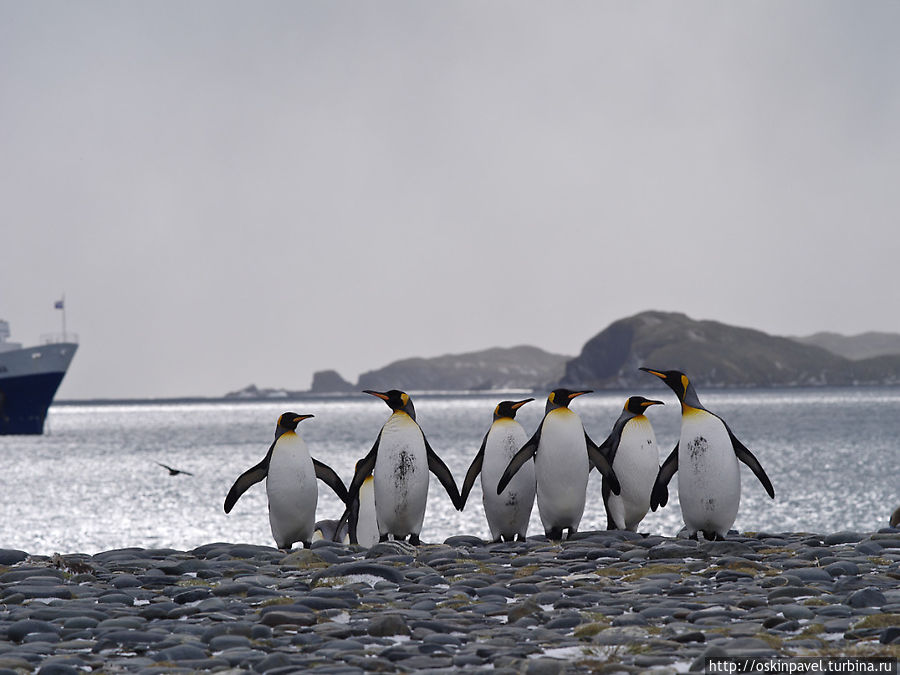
xmin=597 ymin=396 xmax=664 ymax=532
xmin=640 ymin=368 xmax=775 ymax=540
xmin=312 ymin=519 xmax=348 ymax=544
xmin=345 ymin=390 xmax=462 ymax=545
xmin=224 ymin=412 xmax=349 ymax=550
xmin=337 ymin=459 xmax=380 ymax=548
xmin=497 ymin=389 xmax=621 ymax=540
xmin=460 ymin=398 xmax=536 ymax=542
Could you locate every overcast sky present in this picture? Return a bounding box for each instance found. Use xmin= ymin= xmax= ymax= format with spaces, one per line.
xmin=2 ymin=2 xmax=898 ymax=400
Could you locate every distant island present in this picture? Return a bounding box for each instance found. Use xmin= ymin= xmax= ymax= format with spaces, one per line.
xmin=225 ymin=311 xmax=900 ymax=399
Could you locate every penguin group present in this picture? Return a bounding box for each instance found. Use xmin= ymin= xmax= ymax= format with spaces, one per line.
xmin=223 ymin=370 xmax=776 ymax=550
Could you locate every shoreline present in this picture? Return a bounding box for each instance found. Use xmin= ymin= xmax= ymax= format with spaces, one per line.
xmin=1 ymin=529 xmax=899 ymax=673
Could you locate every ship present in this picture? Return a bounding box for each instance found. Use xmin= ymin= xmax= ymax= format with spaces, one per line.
xmin=0 ymin=318 xmax=78 ymax=435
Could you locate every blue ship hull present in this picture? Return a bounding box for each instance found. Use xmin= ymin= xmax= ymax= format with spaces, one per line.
xmin=0 ymin=371 xmax=68 ymax=434
xmin=0 ymin=340 xmax=77 ymax=435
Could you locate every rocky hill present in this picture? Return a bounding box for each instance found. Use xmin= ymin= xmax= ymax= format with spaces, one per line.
xmin=793 ymin=331 xmax=900 ymax=361
xmin=226 ymin=312 xmax=900 ymax=398
xmin=356 ymin=345 xmax=568 ymax=392
xmin=560 ymin=311 xmax=900 ymax=389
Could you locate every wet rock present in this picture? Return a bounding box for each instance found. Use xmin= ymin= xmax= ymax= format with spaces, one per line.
xmin=0 ymin=549 xmax=29 ymax=566
xmin=6 ymin=620 xmax=61 ymax=643
xmin=824 ymin=531 xmax=865 ymax=545
xmin=367 ymin=614 xmax=410 ymax=637
xmin=846 ymin=587 xmax=887 ymax=608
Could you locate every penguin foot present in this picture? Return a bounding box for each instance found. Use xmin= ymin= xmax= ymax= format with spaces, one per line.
xmin=566 ymin=527 xmax=577 ymax=540
xmin=379 ymin=534 xmax=389 ymax=543
xmin=545 ymin=527 xmax=563 ymax=541
xmin=408 ymin=534 xmax=421 ymax=546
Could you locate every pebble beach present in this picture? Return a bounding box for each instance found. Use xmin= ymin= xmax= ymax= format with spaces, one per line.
xmin=2 ymin=529 xmax=899 ymax=674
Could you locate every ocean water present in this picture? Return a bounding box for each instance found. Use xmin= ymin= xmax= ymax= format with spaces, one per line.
xmin=1 ymin=388 xmax=897 ymax=556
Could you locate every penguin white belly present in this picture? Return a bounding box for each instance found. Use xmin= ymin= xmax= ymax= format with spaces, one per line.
xmin=266 ymin=433 xmax=317 ymax=549
xmin=609 ymin=417 xmax=659 ymax=531
xmin=373 ymin=413 xmax=429 ymax=538
xmin=481 ymin=419 xmax=535 ymax=541
xmin=534 ymin=409 xmax=589 ymax=532
xmin=677 ymin=410 xmax=740 ymax=537
xmin=355 ymin=477 xmax=380 ymax=548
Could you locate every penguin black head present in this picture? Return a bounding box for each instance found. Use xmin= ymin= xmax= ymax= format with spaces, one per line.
xmin=546 ymin=388 xmax=592 ymax=413
xmin=493 ymin=398 xmax=534 ymax=421
xmin=624 ymin=396 xmax=665 ymax=416
xmin=276 ymin=412 xmax=314 ymax=437
xmin=364 ymin=389 xmax=416 ymax=420
xmin=639 ymin=368 xmax=703 ymax=409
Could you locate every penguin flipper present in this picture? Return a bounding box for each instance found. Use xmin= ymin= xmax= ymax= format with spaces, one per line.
xmin=460 ymin=431 xmax=489 ymax=508
xmin=601 ymin=479 xmax=616 ymax=530
xmin=224 ymin=455 xmax=270 ymax=513
xmin=424 ymin=436 xmax=463 ymax=511
xmin=347 ymin=440 xmax=379 ymax=503
xmin=597 ymin=417 xmax=627 ymax=466
xmin=496 ymin=422 xmax=542 ymax=495
xmin=336 ymin=498 xmax=359 ymax=545
xmin=587 ymin=437 xmax=621 ymax=495
xmin=313 ymin=458 xmax=350 ymax=504
xmin=650 ymin=445 xmax=679 ymax=511
xmin=726 ymin=426 xmax=775 ymax=499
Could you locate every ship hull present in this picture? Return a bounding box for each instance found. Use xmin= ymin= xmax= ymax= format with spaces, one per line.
xmin=0 ymin=343 xmax=77 ymax=435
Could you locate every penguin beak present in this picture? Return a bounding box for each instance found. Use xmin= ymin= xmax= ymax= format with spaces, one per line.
xmin=511 ymin=398 xmax=534 ymax=410
xmin=293 ymin=414 xmax=314 ymax=423
xmin=363 ymin=390 xmax=390 ymax=401
xmin=639 ymin=368 xmax=666 ymax=380
xmin=641 ymin=400 xmax=665 ymax=408
xmin=568 ymin=390 xmax=592 ymax=400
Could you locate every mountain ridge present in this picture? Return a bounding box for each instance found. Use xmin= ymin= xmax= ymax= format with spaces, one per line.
xmin=224 ymin=312 xmax=900 ymax=398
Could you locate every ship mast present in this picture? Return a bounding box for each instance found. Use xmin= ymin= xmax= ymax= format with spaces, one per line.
xmin=56 ymin=295 xmax=66 ymax=341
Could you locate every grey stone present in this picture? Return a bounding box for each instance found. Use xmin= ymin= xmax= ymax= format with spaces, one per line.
xmin=207 ymin=634 xmax=251 ymax=651
xmin=824 ymin=531 xmax=865 ymax=545
xmin=856 ymin=541 xmax=884 ymax=555
xmin=6 ymin=620 xmax=61 ymax=643
xmin=526 ymin=658 xmax=566 ymax=675
xmin=690 ymin=645 xmax=728 ymax=672
xmin=367 ymin=614 xmax=410 ymax=637
xmin=787 ymin=567 xmax=833 ymax=583
xmin=153 ymin=644 xmax=208 ymax=662
xmin=259 ymin=611 xmax=316 ymax=627
xmin=35 ymin=665 xmax=80 ymax=675
xmin=825 ymin=561 xmax=859 ymax=577
xmin=0 ymin=549 xmax=28 ymax=565
xmin=880 ymin=627 xmax=900 ymax=644
xmin=846 ymin=587 xmax=887 ymax=608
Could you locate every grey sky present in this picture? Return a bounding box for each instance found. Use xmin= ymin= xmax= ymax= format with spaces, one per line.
xmin=2 ymin=2 xmax=898 ymax=400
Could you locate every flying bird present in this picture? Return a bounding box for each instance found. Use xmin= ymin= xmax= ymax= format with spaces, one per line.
xmin=156 ymin=462 xmax=194 ymax=476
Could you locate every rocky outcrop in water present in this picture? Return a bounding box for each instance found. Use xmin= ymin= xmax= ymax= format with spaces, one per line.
xmin=309 ymin=370 xmax=354 ymax=393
